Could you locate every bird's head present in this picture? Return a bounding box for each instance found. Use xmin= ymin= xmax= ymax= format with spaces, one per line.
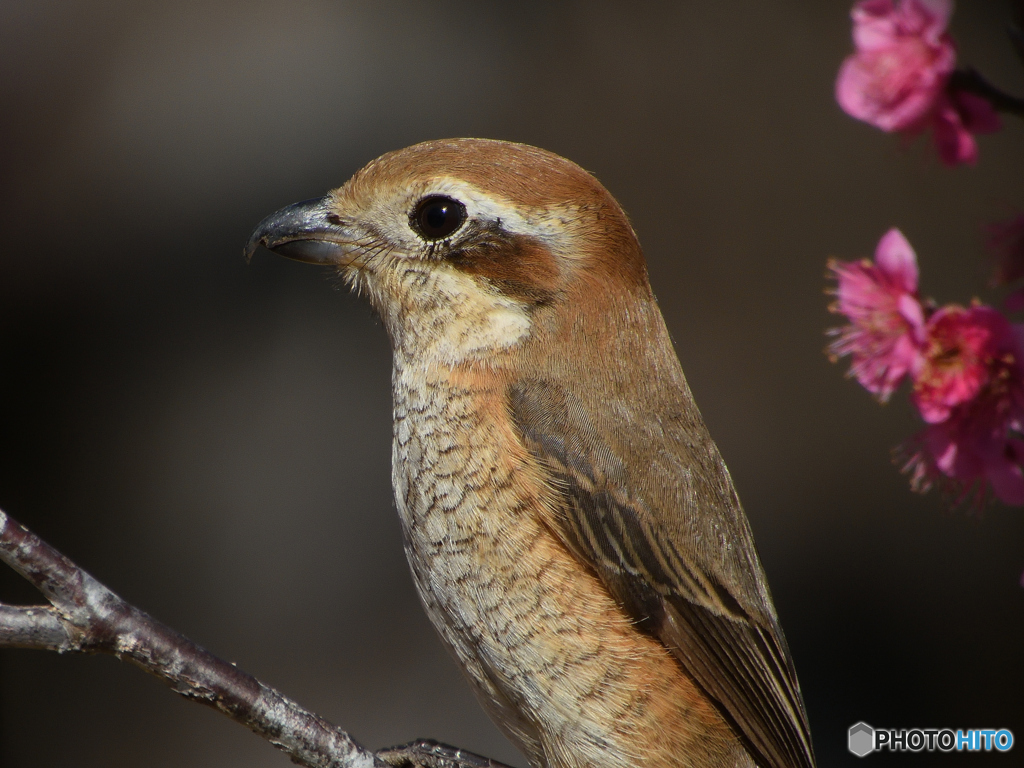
xmin=246 ymin=138 xmax=659 ymax=370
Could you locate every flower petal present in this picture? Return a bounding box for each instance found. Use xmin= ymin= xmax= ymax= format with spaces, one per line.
xmin=931 ymin=96 xmax=978 ymax=165
xmin=851 ymin=0 xmax=902 ymax=51
xmin=952 ymin=90 xmax=1002 ymax=134
xmin=986 ymin=440 xmax=1024 ymax=505
xmin=987 ymin=213 xmax=1024 ymax=287
xmin=875 ymin=227 xmax=919 ymax=292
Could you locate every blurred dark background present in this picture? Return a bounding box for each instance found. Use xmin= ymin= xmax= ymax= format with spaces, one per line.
xmin=1 ymin=1 xmax=1022 ymax=766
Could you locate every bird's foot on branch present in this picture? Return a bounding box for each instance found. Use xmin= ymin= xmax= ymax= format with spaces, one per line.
xmin=376 ymin=739 xmax=518 ymax=768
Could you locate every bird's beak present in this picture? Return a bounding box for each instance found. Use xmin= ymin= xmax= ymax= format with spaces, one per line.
xmin=244 ymin=196 xmax=352 ymax=265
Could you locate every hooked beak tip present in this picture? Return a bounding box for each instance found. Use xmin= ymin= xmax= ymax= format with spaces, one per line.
xmin=243 ymin=231 xmax=264 ymax=264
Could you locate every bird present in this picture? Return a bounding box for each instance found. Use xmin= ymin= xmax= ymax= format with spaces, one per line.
xmin=245 ymin=139 xmax=815 ymax=768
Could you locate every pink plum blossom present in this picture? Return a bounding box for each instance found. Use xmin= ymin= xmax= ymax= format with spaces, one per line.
xmin=903 ymin=407 xmax=1024 ymax=507
xmin=911 ymin=305 xmax=1009 ymax=423
xmin=836 ymin=0 xmax=955 ymax=130
xmin=986 ymin=213 xmax=1024 ymax=310
xmin=828 ymin=230 xmax=1024 ymax=506
xmin=930 ymin=90 xmax=1002 ymax=166
xmin=902 ymin=322 xmax=1024 ymax=506
xmin=835 ymin=0 xmax=1001 ymax=166
xmin=828 ymin=228 xmax=926 ymax=400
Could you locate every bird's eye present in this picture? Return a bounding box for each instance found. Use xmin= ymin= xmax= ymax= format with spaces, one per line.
xmin=412 ymin=195 xmax=466 ymax=241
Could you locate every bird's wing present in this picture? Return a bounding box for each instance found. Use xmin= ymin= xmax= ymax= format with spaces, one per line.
xmin=508 ymin=381 xmax=815 ymax=768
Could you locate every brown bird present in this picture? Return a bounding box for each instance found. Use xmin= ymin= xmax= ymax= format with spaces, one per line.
xmin=246 ymin=139 xmax=815 ymax=768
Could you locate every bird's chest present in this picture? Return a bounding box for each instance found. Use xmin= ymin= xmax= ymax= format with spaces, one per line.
xmin=390 ymin=365 xmax=632 ymax=765
xmin=390 ymin=368 xmax=544 ymax=675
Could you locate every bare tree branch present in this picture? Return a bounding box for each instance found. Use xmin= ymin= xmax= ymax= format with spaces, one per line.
xmin=0 ymin=604 xmax=69 ymax=649
xmin=949 ymin=68 xmax=1024 ymax=119
xmin=1011 ymin=1 xmax=1024 ymax=69
xmin=0 ymin=508 xmax=516 ymax=768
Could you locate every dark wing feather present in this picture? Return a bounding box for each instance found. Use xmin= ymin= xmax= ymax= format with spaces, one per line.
xmin=509 ymin=381 xmax=815 ymax=768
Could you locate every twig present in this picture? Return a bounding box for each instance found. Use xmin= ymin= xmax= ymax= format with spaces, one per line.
xmin=949 ymin=68 xmax=1024 ymax=119
xmin=1012 ymin=2 xmax=1024 ymax=69
xmin=0 ymin=508 xmax=516 ymax=768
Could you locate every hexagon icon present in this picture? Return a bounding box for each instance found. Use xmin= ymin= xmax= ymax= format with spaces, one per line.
xmin=848 ymin=722 xmax=875 ymax=757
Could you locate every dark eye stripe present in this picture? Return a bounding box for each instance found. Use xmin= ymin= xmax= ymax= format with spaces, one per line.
xmin=446 ymin=227 xmax=560 ymax=306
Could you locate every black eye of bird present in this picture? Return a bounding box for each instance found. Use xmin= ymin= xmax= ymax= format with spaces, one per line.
xmin=412 ymin=195 xmax=466 ymax=241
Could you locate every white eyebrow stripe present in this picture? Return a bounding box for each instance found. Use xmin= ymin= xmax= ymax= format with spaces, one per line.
xmin=426 ymin=178 xmax=570 ymax=249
